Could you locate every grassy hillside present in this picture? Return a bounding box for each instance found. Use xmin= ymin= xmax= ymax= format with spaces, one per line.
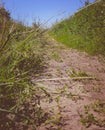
xmin=50 ymin=0 xmax=105 ymax=55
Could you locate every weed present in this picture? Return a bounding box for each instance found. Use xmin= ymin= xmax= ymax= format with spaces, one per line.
xmin=80 ymin=101 xmax=105 ymax=128
xmin=80 ymin=113 xmax=96 ymax=127
xmin=45 ymin=95 xmax=63 ymax=130
xmin=56 ymin=68 xmax=62 ymax=74
xmin=70 ymin=68 xmax=90 ymax=77
xmin=56 ymin=85 xmax=67 ymax=95
xmin=51 ymin=51 xmax=62 ymax=62
xmin=91 ymin=86 xmax=101 ymax=93
xmin=84 ymin=105 xmax=90 ymax=114
xmin=92 ymin=100 xmax=105 ymax=114
xmin=67 ymin=92 xmax=81 ymax=102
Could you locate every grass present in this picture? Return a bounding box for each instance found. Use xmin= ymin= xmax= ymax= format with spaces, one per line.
xmin=0 ymin=5 xmax=48 ymax=129
xmin=70 ymin=68 xmax=91 ymax=78
xmin=50 ymin=0 xmax=105 ymax=55
xmin=79 ymin=100 xmax=105 ymax=128
xmin=51 ymin=51 xmax=62 ymax=62
xmin=1 ymin=1 xmax=105 ymax=129
xmin=92 ymin=100 xmax=105 ymax=114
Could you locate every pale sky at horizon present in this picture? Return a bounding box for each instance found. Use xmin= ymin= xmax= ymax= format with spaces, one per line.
xmin=1 ymin=0 xmax=95 ymax=27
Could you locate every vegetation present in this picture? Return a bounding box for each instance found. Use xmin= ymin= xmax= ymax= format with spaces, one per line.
xmin=80 ymin=101 xmax=105 ymax=128
xmin=50 ymin=0 xmax=105 ymax=55
xmin=0 ymin=1 xmax=105 ymax=129
xmin=70 ymin=68 xmax=90 ymax=77
xmin=0 ymin=5 xmax=48 ymax=129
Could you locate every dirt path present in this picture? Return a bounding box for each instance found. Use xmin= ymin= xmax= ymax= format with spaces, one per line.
xmin=32 ymin=38 xmax=105 ymax=130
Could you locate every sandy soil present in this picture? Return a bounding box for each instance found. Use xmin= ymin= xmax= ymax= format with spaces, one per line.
xmin=32 ymin=38 xmax=105 ymax=130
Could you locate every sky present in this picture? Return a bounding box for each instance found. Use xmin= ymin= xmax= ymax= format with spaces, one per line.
xmin=1 ymin=0 xmax=95 ymax=27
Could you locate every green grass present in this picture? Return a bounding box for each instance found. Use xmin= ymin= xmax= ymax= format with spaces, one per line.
xmin=70 ymin=68 xmax=90 ymax=78
xmin=0 ymin=5 xmax=48 ymax=129
xmin=50 ymin=1 xmax=105 ymax=55
xmin=51 ymin=51 xmax=62 ymax=62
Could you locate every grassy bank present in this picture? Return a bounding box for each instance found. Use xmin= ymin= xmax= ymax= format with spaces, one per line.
xmin=0 ymin=5 xmax=47 ymax=129
xmin=50 ymin=0 xmax=105 ymax=55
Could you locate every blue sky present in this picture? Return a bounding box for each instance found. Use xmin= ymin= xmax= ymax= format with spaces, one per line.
xmin=2 ymin=0 xmax=94 ymax=27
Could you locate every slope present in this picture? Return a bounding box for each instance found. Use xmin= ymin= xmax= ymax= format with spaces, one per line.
xmin=50 ymin=0 xmax=105 ymax=55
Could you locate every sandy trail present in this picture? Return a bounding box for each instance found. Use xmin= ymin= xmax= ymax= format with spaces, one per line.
xmin=33 ymin=39 xmax=105 ymax=130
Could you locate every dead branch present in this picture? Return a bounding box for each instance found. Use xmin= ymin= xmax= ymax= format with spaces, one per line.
xmin=0 ymin=108 xmax=13 ymax=114
xmin=13 ymin=29 xmax=34 ymax=36
xmin=33 ymin=76 xmax=96 ymax=83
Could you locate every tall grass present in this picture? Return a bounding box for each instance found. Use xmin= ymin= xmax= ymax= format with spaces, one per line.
xmin=0 ymin=6 xmax=47 ymax=129
xmin=50 ymin=0 xmax=105 ymax=55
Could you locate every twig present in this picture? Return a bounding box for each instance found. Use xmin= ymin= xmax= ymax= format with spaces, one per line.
xmin=33 ymin=76 xmax=96 ymax=82
xmin=13 ymin=29 xmax=34 ymax=36
xmin=0 ymin=108 xmax=13 ymax=113
xmin=70 ymin=76 xmax=96 ymax=80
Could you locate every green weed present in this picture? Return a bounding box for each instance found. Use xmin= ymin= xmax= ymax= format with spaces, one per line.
xmin=51 ymin=51 xmax=62 ymax=62
xmin=92 ymin=100 xmax=105 ymax=114
xmin=80 ymin=113 xmax=96 ymax=127
xmin=45 ymin=95 xmax=63 ymax=130
xmin=70 ymin=68 xmax=90 ymax=77
xmin=80 ymin=101 xmax=105 ymax=128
